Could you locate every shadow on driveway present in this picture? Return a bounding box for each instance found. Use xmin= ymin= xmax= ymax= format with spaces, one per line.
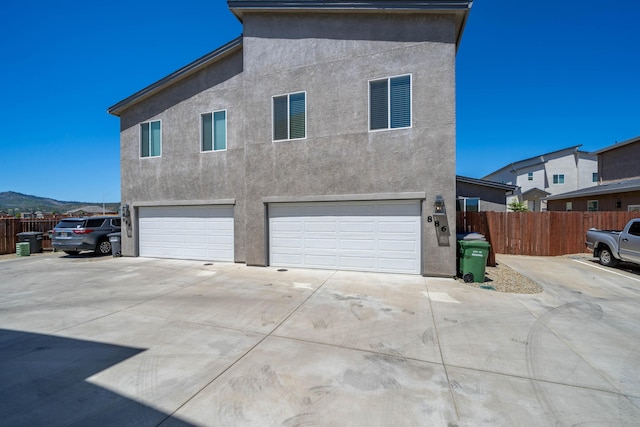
xmin=0 ymin=329 xmax=194 ymax=427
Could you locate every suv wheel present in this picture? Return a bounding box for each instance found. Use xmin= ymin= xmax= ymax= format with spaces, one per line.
xmin=96 ymin=239 xmax=112 ymax=256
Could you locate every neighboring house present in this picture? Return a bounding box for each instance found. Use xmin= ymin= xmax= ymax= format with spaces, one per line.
xmin=456 ymin=176 xmax=517 ymax=212
xmin=547 ymin=135 xmax=640 ymax=212
xmin=107 ymin=0 xmax=473 ymax=276
xmin=66 ymin=206 xmax=117 ymax=216
xmin=482 ymin=145 xmax=598 ymax=212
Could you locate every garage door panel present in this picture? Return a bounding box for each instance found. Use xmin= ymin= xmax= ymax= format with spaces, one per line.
xmin=270 ymin=201 xmax=421 ymax=274
xmin=139 ymin=206 xmax=234 ymax=262
xmin=304 ymin=254 xmax=339 ymax=268
xmin=378 ymin=220 xmax=417 ymax=234
xmin=305 ymin=238 xmax=338 ymax=250
xmin=340 ymin=238 xmax=375 ymax=251
xmin=340 ymin=256 xmax=376 ymax=269
xmin=378 ymin=239 xmax=418 ymax=252
xmin=378 ymin=258 xmax=416 ymax=273
xmin=340 ymin=221 xmax=375 ymax=233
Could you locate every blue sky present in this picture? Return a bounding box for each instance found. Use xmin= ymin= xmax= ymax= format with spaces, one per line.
xmin=0 ymin=1 xmax=638 ymax=202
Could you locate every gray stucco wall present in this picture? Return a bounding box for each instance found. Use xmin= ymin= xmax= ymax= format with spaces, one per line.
xmin=241 ymin=12 xmax=458 ymax=275
xmin=456 ymin=182 xmax=509 ymax=212
xmin=118 ymin=51 xmax=246 ymax=261
xmin=117 ymin=11 xmax=459 ymax=276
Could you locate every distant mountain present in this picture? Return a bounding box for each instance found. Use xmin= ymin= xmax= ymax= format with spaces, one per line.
xmin=0 ymin=191 xmax=119 ymax=213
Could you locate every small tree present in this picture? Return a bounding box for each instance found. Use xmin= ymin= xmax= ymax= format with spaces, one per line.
xmin=508 ymin=200 xmax=529 ymax=212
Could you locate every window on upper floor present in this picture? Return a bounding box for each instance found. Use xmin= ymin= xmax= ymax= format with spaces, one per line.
xmin=369 ymin=74 xmax=411 ymax=131
xmin=140 ymin=120 xmax=161 ymax=158
xmin=201 ymin=111 xmax=227 ymax=152
xmin=527 ymin=172 xmax=533 ymax=181
xmin=592 ymin=172 xmax=599 ymax=182
xmin=273 ymin=92 xmax=306 ymax=141
xmin=553 ymin=174 xmax=565 ymax=184
xmin=587 ymin=200 xmax=598 ymax=211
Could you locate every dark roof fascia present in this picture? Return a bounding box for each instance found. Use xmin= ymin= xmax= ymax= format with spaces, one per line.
xmin=228 ymin=1 xmax=473 ymax=49
xmin=456 ymin=175 xmax=517 ymax=191
xmin=108 ymin=36 xmax=243 ymax=117
xmin=545 ymin=179 xmax=640 ymax=201
xmin=228 ymin=1 xmax=473 ymax=15
xmin=591 ymin=135 xmax=640 ymax=155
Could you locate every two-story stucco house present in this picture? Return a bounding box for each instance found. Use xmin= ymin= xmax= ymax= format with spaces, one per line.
xmin=108 ymin=0 xmax=473 ymax=277
xmin=482 ymin=145 xmax=598 ymax=212
xmin=546 ymin=135 xmax=640 ymax=211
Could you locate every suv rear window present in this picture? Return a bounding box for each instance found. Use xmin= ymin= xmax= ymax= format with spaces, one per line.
xmin=55 ymin=220 xmax=85 ymax=229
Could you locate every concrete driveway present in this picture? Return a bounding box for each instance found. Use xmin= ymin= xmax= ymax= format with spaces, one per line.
xmin=0 ymin=253 xmax=639 ymax=426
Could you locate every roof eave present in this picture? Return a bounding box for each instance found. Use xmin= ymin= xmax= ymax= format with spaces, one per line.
xmin=228 ymin=1 xmax=473 ymax=50
xmin=107 ymin=36 xmax=243 ymax=117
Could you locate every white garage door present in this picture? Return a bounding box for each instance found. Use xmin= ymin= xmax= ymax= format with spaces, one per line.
xmin=269 ymin=200 xmax=421 ymax=274
xmin=139 ymin=206 xmax=234 ymax=262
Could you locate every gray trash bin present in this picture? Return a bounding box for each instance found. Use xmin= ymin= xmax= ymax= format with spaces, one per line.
xmin=17 ymin=232 xmax=43 ymax=253
xmin=108 ymin=232 xmax=121 ymax=257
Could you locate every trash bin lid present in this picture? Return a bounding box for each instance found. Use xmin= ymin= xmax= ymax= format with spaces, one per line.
xmin=458 ymin=240 xmax=490 ymax=249
xmin=17 ymin=231 xmax=43 ymax=236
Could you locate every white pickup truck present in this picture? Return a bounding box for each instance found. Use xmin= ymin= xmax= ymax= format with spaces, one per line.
xmin=586 ymin=218 xmax=640 ymax=266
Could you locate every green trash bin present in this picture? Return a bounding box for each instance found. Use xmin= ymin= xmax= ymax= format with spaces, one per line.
xmin=458 ymin=240 xmax=491 ymax=283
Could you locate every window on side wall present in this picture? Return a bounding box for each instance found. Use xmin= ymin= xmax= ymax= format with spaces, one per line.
xmin=456 ymin=197 xmax=480 ymax=212
xmin=201 ymin=111 xmax=227 ymax=152
xmin=527 ymin=172 xmax=533 ymax=181
xmin=565 ymin=202 xmax=572 ymax=211
xmin=140 ymin=120 xmax=161 ymax=158
xmin=587 ymin=200 xmax=598 ymax=211
xmin=553 ymin=174 xmax=565 ymax=184
xmin=592 ymin=172 xmax=598 ymax=182
xmin=369 ymin=74 xmax=411 ymax=131
xmin=273 ymin=92 xmax=306 ymax=141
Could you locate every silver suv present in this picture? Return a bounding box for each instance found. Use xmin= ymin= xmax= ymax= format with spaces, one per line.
xmin=52 ymin=216 xmax=121 ymax=255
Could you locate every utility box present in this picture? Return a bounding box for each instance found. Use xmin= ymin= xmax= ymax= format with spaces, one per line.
xmin=17 ymin=232 xmax=43 ymax=254
xmin=16 ymin=242 xmax=30 ymax=257
xmin=458 ymin=240 xmax=490 ymax=283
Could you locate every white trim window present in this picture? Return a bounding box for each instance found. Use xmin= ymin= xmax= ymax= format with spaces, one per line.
xmin=552 ymin=174 xmax=565 ymax=184
xmin=201 ymin=110 xmax=227 ymax=152
xmin=273 ymin=92 xmax=306 ymax=141
xmin=369 ymin=74 xmax=412 ymax=131
xmin=456 ymin=197 xmax=480 ymax=212
xmin=140 ymin=120 xmax=161 ymax=158
xmin=527 ymin=172 xmax=533 ymax=181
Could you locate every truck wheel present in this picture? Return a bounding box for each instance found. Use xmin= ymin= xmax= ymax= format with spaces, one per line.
xmin=598 ymin=246 xmax=619 ymax=267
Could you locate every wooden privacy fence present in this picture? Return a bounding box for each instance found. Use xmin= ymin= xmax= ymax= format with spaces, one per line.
xmin=0 ymin=218 xmax=62 ymax=255
xmin=457 ymin=211 xmax=640 ymax=265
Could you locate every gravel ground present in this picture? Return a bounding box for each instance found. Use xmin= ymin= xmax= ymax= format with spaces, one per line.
xmin=455 ymin=260 xmax=544 ymax=294
xmin=456 ymin=253 xmax=599 ymax=294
